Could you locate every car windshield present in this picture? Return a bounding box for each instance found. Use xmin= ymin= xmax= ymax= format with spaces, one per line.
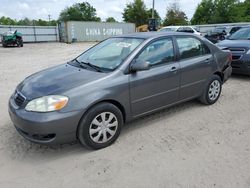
xmin=76 ymin=37 xmax=144 ymax=71
xmin=229 ymin=27 xmax=250 ymax=40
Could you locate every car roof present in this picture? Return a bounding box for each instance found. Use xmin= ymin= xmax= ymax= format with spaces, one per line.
xmin=161 ymin=26 xmax=180 ymax=29
xmin=113 ymin=31 xmax=199 ymax=39
xmin=241 ymin=25 xmax=250 ymax=28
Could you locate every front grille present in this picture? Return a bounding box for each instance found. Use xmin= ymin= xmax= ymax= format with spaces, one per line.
xmin=232 ymin=55 xmax=242 ymax=61
xmin=14 ymin=91 xmax=26 ymax=107
xmin=229 ymin=48 xmax=246 ymax=54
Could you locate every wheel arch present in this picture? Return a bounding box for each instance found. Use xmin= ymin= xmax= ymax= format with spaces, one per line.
xmin=213 ymin=71 xmax=224 ymax=82
xmin=80 ymin=99 xmax=126 ymax=123
xmin=76 ymin=99 xmax=126 ymax=140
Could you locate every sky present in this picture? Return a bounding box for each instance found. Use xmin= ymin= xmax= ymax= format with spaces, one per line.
xmin=0 ymin=0 xmax=202 ymax=21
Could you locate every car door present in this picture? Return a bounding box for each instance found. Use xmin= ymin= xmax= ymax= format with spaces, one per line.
xmin=129 ymin=37 xmax=180 ymax=117
xmin=175 ymin=36 xmax=212 ymax=100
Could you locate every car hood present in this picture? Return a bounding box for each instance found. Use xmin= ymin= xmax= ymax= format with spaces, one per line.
xmin=17 ymin=63 xmax=107 ymax=100
xmin=217 ymin=39 xmax=250 ymax=48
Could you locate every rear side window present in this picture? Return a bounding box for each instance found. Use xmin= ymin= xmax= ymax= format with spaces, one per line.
xmin=136 ymin=38 xmax=174 ymax=66
xmin=177 ymin=27 xmax=194 ymax=33
xmin=176 ymin=37 xmax=209 ymax=59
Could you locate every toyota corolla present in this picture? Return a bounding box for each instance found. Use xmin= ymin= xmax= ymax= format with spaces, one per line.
xmin=9 ymin=32 xmax=232 ymax=149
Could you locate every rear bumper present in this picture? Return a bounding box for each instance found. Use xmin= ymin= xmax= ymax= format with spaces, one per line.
xmin=231 ymin=55 xmax=250 ymax=75
xmin=8 ymin=97 xmax=83 ymax=145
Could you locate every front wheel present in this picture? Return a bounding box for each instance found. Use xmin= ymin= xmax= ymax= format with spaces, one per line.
xmin=199 ymin=75 xmax=222 ymax=105
xmin=77 ymin=103 xmax=123 ymax=150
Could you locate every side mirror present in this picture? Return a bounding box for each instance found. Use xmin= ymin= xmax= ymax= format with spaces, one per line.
xmin=130 ymin=61 xmax=150 ymax=72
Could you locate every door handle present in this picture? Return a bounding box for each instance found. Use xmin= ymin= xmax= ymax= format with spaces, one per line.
xmin=170 ymin=66 xmax=178 ymax=72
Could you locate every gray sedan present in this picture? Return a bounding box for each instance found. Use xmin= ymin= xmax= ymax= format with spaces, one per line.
xmin=9 ymin=32 xmax=232 ymax=149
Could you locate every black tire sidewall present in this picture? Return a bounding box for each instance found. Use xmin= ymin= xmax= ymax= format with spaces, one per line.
xmin=205 ymin=75 xmax=222 ymax=105
xmin=16 ymin=38 xmax=23 ymax=47
xmin=77 ymin=103 xmax=123 ymax=150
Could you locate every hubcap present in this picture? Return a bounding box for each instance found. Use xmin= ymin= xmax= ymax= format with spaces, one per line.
xmin=208 ymin=80 xmax=221 ymax=101
xmin=89 ymin=112 xmax=118 ymax=144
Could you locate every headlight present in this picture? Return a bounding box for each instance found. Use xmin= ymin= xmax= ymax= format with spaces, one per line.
xmin=25 ymin=95 xmax=68 ymax=112
xmin=246 ymin=49 xmax=250 ymax=54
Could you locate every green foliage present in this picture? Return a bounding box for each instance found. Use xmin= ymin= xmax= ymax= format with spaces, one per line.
xmin=163 ymin=3 xmax=188 ymax=26
xmin=0 ymin=16 xmax=17 ymax=25
xmin=59 ymin=2 xmax=101 ymax=22
xmin=213 ymin=0 xmax=239 ymax=23
xmin=105 ymin=17 xmax=117 ymax=22
xmin=190 ymin=0 xmax=214 ymax=24
xmin=122 ymin=0 xmax=161 ymax=26
xmin=147 ymin=8 xmax=161 ymax=20
xmin=191 ymin=0 xmax=250 ymax=24
xmin=122 ymin=0 xmax=149 ymax=26
xmin=0 ymin=16 xmax=57 ymax=26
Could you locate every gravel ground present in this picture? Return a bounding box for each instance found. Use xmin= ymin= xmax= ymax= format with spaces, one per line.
xmin=0 ymin=43 xmax=249 ymax=188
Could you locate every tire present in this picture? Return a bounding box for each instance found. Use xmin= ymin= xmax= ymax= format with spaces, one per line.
xmin=77 ymin=102 xmax=123 ymax=150
xmin=20 ymin=39 xmax=23 ymax=47
xmin=17 ymin=38 xmax=23 ymax=47
xmin=199 ymin=75 xmax=222 ymax=105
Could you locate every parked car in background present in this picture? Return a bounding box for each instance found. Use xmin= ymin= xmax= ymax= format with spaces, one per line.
xmin=1 ymin=30 xmax=23 ymax=47
xmin=226 ymin=26 xmax=243 ymax=38
xmin=217 ymin=26 xmax=250 ymax=75
xmin=205 ymin=27 xmax=228 ymax=43
xmin=9 ymin=32 xmax=232 ymax=150
xmin=159 ymin=26 xmax=201 ymax=35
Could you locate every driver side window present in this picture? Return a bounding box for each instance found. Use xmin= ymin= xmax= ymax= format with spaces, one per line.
xmin=135 ymin=38 xmax=174 ymax=67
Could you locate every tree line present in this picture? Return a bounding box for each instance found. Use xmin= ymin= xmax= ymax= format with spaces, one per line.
xmin=0 ymin=17 xmax=58 ymax=26
xmin=191 ymin=0 xmax=250 ymax=24
xmin=0 ymin=0 xmax=249 ymax=27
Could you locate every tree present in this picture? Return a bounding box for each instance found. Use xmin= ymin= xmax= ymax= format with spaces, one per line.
xmin=105 ymin=17 xmax=117 ymax=22
xmin=0 ymin=16 xmax=57 ymax=26
xmin=17 ymin=18 xmax=33 ymax=26
xmin=122 ymin=0 xmax=148 ymax=26
xmin=191 ymin=0 xmax=215 ymax=24
xmin=147 ymin=8 xmax=161 ymax=20
xmin=212 ymin=0 xmax=239 ymax=23
xmin=191 ymin=0 xmax=250 ymax=24
xmin=59 ymin=2 xmax=101 ymax=22
xmin=0 ymin=16 xmax=17 ymax=25
xmin=163 ymin=2 xmax=188 ymax=26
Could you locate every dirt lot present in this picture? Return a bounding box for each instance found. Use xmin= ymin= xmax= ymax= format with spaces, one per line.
xmin=0 ymin=43 xmax=249 ymax=188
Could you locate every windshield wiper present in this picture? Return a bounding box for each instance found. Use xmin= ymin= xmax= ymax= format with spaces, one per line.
xmin=71 ymin=59 xmax=87 ymax=69
xmin=78 ymin=61 xmax=103 ymax=72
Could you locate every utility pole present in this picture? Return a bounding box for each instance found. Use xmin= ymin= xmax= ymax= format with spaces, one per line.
xmin=152 ymin=0 xmax=155 ymax=19
xmin=48 ymin=14 xmax=51 ymax=22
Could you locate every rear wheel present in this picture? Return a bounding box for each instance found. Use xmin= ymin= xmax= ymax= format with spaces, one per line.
xmin=199 ymin=75 xmax=222 ymax=105
xmin=77 ymin=102 xmax=123 ymax=150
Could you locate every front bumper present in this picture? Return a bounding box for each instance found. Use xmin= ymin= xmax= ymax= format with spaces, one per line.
xmin=8 ymin=96 xmax=83 ymax=145
xmin=231 ymin=55 xmax=250 ymax=75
